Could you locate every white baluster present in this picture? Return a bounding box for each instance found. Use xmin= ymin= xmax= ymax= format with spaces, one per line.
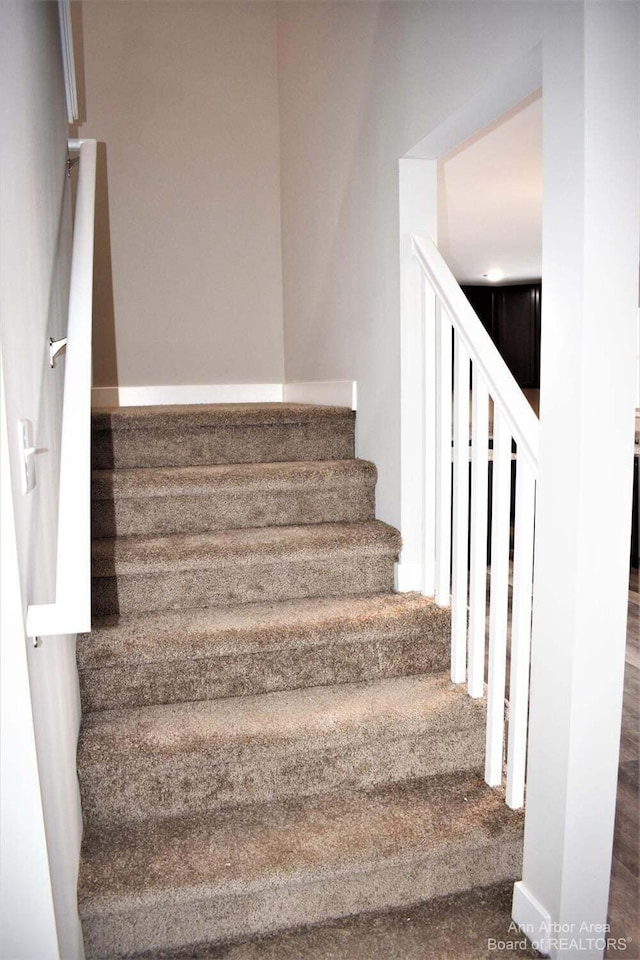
xmin=451 ymin=335 xmax=470 ymax=682
xmin=506 ymin=454 xmax=536 ymax=809
xmin=485 ymin=408 xmax=512 ymax=786
xmin=422 ymin=276 xmax=437 ymax=598
xmin=435 ymin=302 xmax=452 ymax=607
xmin=468 ymin=374 xmax=489 ymax=698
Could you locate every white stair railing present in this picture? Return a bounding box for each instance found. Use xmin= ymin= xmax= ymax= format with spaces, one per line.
xmin=412 ymin=232 xmax=539 ymax=810
xmin=26 ymin=139 xmax=97 ymax=639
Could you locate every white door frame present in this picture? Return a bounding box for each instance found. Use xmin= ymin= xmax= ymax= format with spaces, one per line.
xmin=396 ymin=44 xmax=543 ymax=591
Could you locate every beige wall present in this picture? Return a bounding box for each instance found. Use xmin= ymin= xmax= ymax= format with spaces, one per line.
xmin=277 ymin=1 xmax=546 ymax=527
xmin=77 ymin=0 xmax=551 ymax=527
xmin=77 ymin=1 xmax=285 ymax=388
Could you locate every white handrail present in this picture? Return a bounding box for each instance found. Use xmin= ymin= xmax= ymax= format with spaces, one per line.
xmin=412 ymin=232 xmax=539 ymax=470
xmin=26 ymin=139 xmax=97 ymax=638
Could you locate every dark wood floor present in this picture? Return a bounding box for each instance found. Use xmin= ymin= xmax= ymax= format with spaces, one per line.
xmin=607 ymin=566 xmax=639 ymax=956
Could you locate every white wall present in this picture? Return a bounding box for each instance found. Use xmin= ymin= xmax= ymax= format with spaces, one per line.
xmin=0 ymin=355 xmax=59 ymax=960
xmin=0 ymin=2 xmax=84 ymax=956
xmin=277 ymin=1 xmax=545 ymax=527
xmin=77 ymin=0 xmax=285 ymax=390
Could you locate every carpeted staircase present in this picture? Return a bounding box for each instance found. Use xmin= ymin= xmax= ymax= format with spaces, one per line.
xmin=77 ymin=402 xmax=523 ymax=958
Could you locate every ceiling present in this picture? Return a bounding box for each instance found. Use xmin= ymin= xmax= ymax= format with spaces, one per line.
xmin=438 ymin=94 xmax=542 ymax=285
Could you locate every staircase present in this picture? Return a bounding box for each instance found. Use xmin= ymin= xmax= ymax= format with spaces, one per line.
xmin=77 ymin=402 xmax=523 ymax=958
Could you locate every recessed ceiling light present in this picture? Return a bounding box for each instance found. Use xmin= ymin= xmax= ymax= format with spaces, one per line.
xmin=484 ymin=269 xmax=505 ymax=283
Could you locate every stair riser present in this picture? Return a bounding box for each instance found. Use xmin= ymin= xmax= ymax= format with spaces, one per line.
xmin=80 ymin=835 xmax=523 ymax=958
xmin=92 ymin=422 xmax=355 ymax=469
xmin=91 ymin=484 xmax=374 ymax=538
xmin=79 ymin=634 xmax=449 ymax=712
xmin=91 ymin=556 xmax=396 ymax=616
xmin=79 ymin=724 xmax=485 ymax=828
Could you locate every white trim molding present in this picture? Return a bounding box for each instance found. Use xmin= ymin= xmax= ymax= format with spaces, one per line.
xmin=92 ymin=383 xmax=284 ymax=408
xmin=512 ymin=882 xmax=553 ymax=958
xmin=284 ymin=380 xmax=357 ymax=410
xmin=92 ymin=381 xmax=358 ymax=409
xmin=91 ymin=387 xmax=120 ymax=408
xmin=394 ymin=561 xmax=422 ymax=593
xmin=57 ymin=0 xmax=78 ymax=123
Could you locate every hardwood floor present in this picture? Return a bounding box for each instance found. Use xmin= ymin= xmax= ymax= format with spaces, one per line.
xmin=607 ymin=566 xmax=639 ymax=957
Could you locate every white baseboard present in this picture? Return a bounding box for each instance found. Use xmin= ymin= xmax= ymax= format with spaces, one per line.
xmin=512 ymin=881 xmax=553 ymax=958
xmin=394 ymin=561 xmax=423 ymax=593
xmin=284 ymin=380 xmax=357 ymax=410
xmin=92 ymin=383 xmax=284 ymax=408
xmin=91 ymin=387 xmax=120 ymax=408
xmin=92 ymin=381 xmax=357 ymax=409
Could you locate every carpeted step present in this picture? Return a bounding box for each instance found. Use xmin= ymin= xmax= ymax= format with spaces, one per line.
xmin=78 ymin=770 xmax=524 ymax=959
xmin=125 ymin=883 xmax=541 ymax=960
xmin=78 ymin=593 xmax=450 ymax=712
xmin=91 ymin=459 xmax=376 ymax=539
xmin=77 ymin=673 xmax=485 ymax=828
xmin=91 ymin=521 xmax=400 ymax=617
xmin=92 ymin=403 xmax=355 ymax=469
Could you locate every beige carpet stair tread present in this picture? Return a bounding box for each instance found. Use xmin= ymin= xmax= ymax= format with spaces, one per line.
xmin=77 ymin=675 xmax=486 ymax=825
xmin=91 ymin=520 xmax=400 ymax=576
xmin=91 ymin=459 xmax=376 ymax=538
xmin=78 ymin=772 xmax=523 ymax=957
xmin=92 ymin=403 xmax=355 ymax=469
xmin=80 ymin=771 xmax=521 ymax=905
xmin=78 ymin=594 xmax=450 ymax=712
xmin=79 ymin=673 xmax=479 ymax=757
xmin=80 ymin=399 xmax=515 ymax=958
xmin=92 ymin=402 xmax=354 ymax=432
xmin=127 ymin=883 xmax=541 ymax=960
xmin=92 ymin=459 xmax=375 ymax=499
xmin=79 ymin=593 xmax=448 ymax=669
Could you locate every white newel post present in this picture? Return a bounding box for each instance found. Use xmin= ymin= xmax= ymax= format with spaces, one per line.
xmin=513 ymin=5 xmax=640 ymax=959
xmin=398 ymin=158 xmax=437 ymax=593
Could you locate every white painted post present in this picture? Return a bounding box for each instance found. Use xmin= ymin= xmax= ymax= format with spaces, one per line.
xmin=506 ymin=454 xmax=536 ymax=810
xmin=435 ymin=302 xmax=452 ymax=607
xmin=451 ymin=335 xmax=470 ymax=682
xmin=422 ymin=274 xmax=437 ymax=598
xmin=513 ymin=5 xmax=640 ymax=956
xmin=398 ymin=159 xmax=437 ymax=593
xmin=485 ymin=407 xmax=511 ymax=786
xmin=468 ymin=374 xmax=489 ymax=698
